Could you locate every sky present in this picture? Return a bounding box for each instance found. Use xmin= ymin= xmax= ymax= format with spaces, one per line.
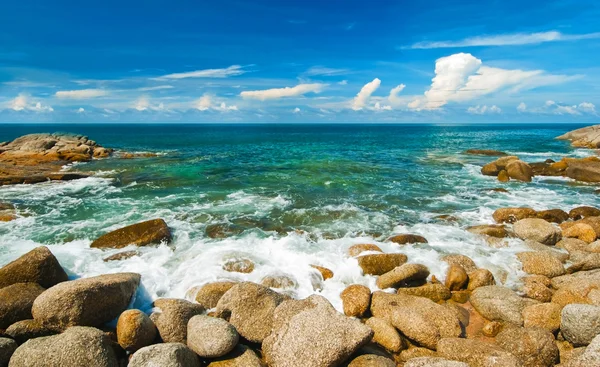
xmin=0 ymin=0 xmax=599 ymax=123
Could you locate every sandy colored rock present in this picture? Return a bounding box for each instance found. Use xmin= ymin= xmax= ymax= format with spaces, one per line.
xmin=348 ymin=244 xmax=382 ymax=257
xmin=441 ymin=254 xmax=478 ymax=273
xmin=404 ymin=357 xmax=469 ymax=367
xmin=569 ymin=206 xmax=600 ymax=220
xmin=348 ymin=354 xmax=395 ymax=367
xmin=341 ymin=284 xmax=371 ymax=317
xmin=91 ymin=218 xmax=172 ymax=249
xmin=8 ymin=326 xmax=118 ymax=367
xmin=557 ymin=125 xmax=600 ymax=148
xmin=481 ymin=162 xmax=501 ymax=176
xmin=481 ymin=321 xmax=503 ymax=337
xmin=261 ymin=275 xmax=298 ymax=290
xmin=116 ymin=309 xmax=157 ymax=352
xmin=467 ymin=224 xmax=511 ymax=238
xmin=495 ymin=155 xmax=520 ymax=169
xmin=496 ymin=326 xmax=559 ymax=367
xmin=537 ymin=209 xmax=570 ymax=224
xmin=0 ymin=283 xmax=45 ymax=329
xmin=191 ymin=281 xmax=237 ymax=309
xmin=561 ymin=304 xmax=600 ymax=346
xmin=437 ymin=337 xmax=520 ymax=367
xmin=151 ymin=298 xmax=204 ymax=343
xmin=521 ymin=275 xmax=554 ymax=303
xmin=103 ymin=250 xmax=140 ymax=262
xmin=4 ymin=319 xmax=56 ymax=344
xmin=206 ymin=344 xmax=263 ymax=367
xmin=222 ymin=258 xmax=255 ymax=273
xmin=31 ymin=272 xmax=140 ymax=330
xmin=0 ymin=246 xmax=67 ymax=289
xmin=398 ymin=283 xmax=452 ymax=302
xmin=187 ymin=315 xmax=238 ymax=358
xmin=497 ymin=170 xmax=510 ymax=182
xmin=517 ymin=251 xmax=566 ymax=278
xmin=445 ymin=264 xmax=468 ymax=291
xmin=493 ymin=207 xmax=537 ymax=223
xmin=563 ymin=223 xmax=596 ymax=243
xmin=505 ymin=160 xmax=533 ymax=182
xmin=376 ymin=263 xmax=429 ymax=289
xmin=388 ymin=234 xmax=428 ymax=245
xmin=310 ymin=264 xmax=334 ymax=280
xmin=470 ymin=285 xmax=525 ymax=325
xmin=563 ymin=333 xmax=600 ymax=366
xmin=513 ymin=218 xmax=562 ymax=245
xmin=567 ymin=253 xmax=600 ymax=273
xmin=0 ymin=338 xmax=17 ymax=367
xmin=524 ymin=240 xmax=569 ymax=263
xmin=365 ymin=317 xmax=404 ymax=353
xmin=523 ymin=303 xmax=562 ymax=333
xmin=357 ymin=253 xmax=408 ymax=275
xmin=467 ymin=269 xmax=496 ymax=290
xmin=129 ymin=342 xmax=200 ymax=367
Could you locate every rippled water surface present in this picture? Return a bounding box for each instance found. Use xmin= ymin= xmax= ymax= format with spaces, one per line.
xmin=0 ymin=123 xmax=598 ymax=309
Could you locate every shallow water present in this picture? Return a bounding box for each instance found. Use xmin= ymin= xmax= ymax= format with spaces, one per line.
xmin=0 ymin=123 xmax=598 ymax=310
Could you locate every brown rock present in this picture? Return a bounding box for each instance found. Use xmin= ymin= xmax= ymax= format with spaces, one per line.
xmin=465 ymin=149 xmax=507 ymax=156
xmin=91 ymin=218 xmax=172 ymax=249
xmin=376 ymin=264 xmax=429 ymax=289
xmin=0 ymin=246 xmax=67 ymax=289
xmin=341 ymin=284 xmax=371 ymax=317
xmin=567 ymin=253 xmax=600 ymax=273
xmin=0 ymin=283 xmax=45 ymax=329
xmin=222 ymin=258 xmax=255 ymax=273
xmin=514 ymin=218 xmax=562 ymax=245
xmin=441 ymin=254 xmax=478 ymax=274
xmin=524 ymin=240 xmax=569 ymax=263
xmin=482 ymin=321 xmax=503 ymax=337
xmin=521 ymin=275 xmax=554 ymax=303
xmin=388 ymin=234 xmax=428 ymax=245
xmin=566 ymin=160 xmax=600 ymax=182
xmin=261 ymin=275 xmax=298 ymax=290
xmin=116 ymin=309 xmax=157 ymax=352
xmin=537 ymin=209 xmax=570 ymax=223
xmin=357 ymin=253 xmax=408 ymax=276
xmin=506 ymin=160 xmax=533 ymax=182
xmin=466 ymin=224 xmax=511 ymax=238
xmin=495 ymin=155 xmax=520 ymax=169
xmin=467 ymin=269 xmax=496 ymax=290
xmin=4 ymin=319 xmax=56 ymax=344
xmin=496 ymin=326 xmax=559 ymax=367
xmin=517 ymin=252 xmax=566 ymax=278
xmin=348 ymin=354 xmax=395 ymax=367
xmin=150 ymin=298 xmax=204 ymax=343
xmin=563 ymin=223 xmax=597 ymax=243
xmin=365 ymin=317 xmax=404 ymax=353
xmin=102 ymin=250 xmax=140 ymax=262
xmin=523 ymin=303 xmax=562 ymax=333
xmin=437 ymin=338 xmax=521 ymax=367
xmin=398 ymin=283 xmax=452 ymax=302
xmin=470 ymin=285 xmax=525 ymax=325
xmin=497 ymin=170 xmax=510 ymax=182
xmin=493 ymin=207 xmax=537 ymax=223
xmin=481 ymin=162 xmax=501 ymax=176
xmin=205 ymin=344 xmax=262 ymax=367
xmin=190 ymin=281 xmax=237 ymax=309
xmin=445 ymin=265 xmax=469 ymax=291
xmin=348 ymin=244 xmax=382 ymax=257
xmin=311 ymin=264 xmax=334 ymax=280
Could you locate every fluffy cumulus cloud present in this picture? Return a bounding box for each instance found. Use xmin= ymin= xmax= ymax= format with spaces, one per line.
xmin=194 ymin=94 xmax=237 ymax=111
xmin=408 ymin=53 xmax=578 ymax=110
xmin=240 ymin=83 xmax=326 ymax=101
xmin=55 ymin=89 xmax=108 ymax=99
xmin=388 ymin=84 xmax=406 ymax=106
xmin=352 ymin=78 xmax=381 ymax=110
xmin=517 ymin=100 xmax=597 ymax=115
xmin=4 ymin=94 xmax=53 ymax=112
xmin=159 ymin=65 xmax=246 ymax=79
xmin=467 ymin=105 xmax=501 ymax=114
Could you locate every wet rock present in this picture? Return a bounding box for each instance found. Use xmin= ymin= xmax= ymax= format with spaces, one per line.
xmin=222 ymin=258 xmax=255 ymax=273
xmin=565 ymin=160 xmax=600 ymax=182
xmin=187 ymin=315 xmax=238 ymax=358
xmin=445 ymin=264 xmax=468 ymax=291
xmin=205 ymin=344 xmax=263 ymax=367
xmin=493 ymin=207 xmax=537 ymax=223
xmin=523 ymin=303 xmax=562 ymax=333
xmin=466 ymin=224 xmax=511 ymax=238
xmin=506 ymin=160 xmax=533 ymax=182
xmin=365 ymin=317 xmax=404 ymax=353
xmin=151 ymin=298 xmax=204 ymax=343
xmin=470 ymin=285 xmax=525 ymax=325
xmin=561 ymin=304 xmax=600 ymax=346
xmin=348 ymin=354 xmax=395 ymax=367
xmin=8 ymin=326 xmax=118 ymax=367
xmin=513 ymin=218 xmax=562 ymax=245
xmin=569 ymin=206 xmax=600 ymax=220
xmin=215 ymin=282 xmax=286 ymax=343
xmin=0 ymin=338 xmax=17 ymax=367
xmin=376 ymin=264 xmax=429 ymax=289
xmin=481 ymin=162 xmax=501 ymax=176
xmin=0 ymin=246 xmax=67 ymax=289
xmin=465 ymin=149 xmax=507 ymax=156
xmin=497 ymin=170 xmax=510 ymax=182
xmin=116 ymin=309 xmax=157 ymax=352
xmin=261 ymin=275 xmax=298 ymax=290
xmin=191 ymin=281 xmax=237 ymax=309
xmin=91 ymin=219 xmax=172 ymax=249
xmin=536 ymin=209 xmax=570 ymax=223
xmin=437 ymin=338 xmax=520 ymax=367
xmin=398 ymin=283 xmax=452 ymax=302
xmin=32 ymin=272 xmax=140 ymax=330
xmin=517 ymin=252 xmax=566 ymax=278
xmin=205 ymin=223 xmax=245 ymax=239
xmin=388 ymin=234 xmax=428 ymax=245
xmin=441 ymin=254 xmax=478 ymax=273
xmin=466 ymin=269 xmax=496 ymax=290
xmin=496 ymin=326 xmax=559 ymax=367
xmin=262 ymin=295 xmax=373 ymax=367
xmin=4 ymin=319 xmax=56 ymax=344
xmin=0 ymin=283 xmax=45 ymax=329
xmin=102 ymin=250 xmax=140 ymax=262
xmin=348 ymin=244 xmax=382 ymax=257
xmin=562 ymin=223 xmax=597 ymax=243
xmin=341 ymin=284 xmax=371 ymax=317
xmin=357 ymin=253 xmax=408 ymax=276
xmin=495 ymin=155 xmax=520 ymax=169
xmin=310 ymin=265 xmax=334 ymax=280
xmin=129 ymin=342 xmax=200 ymax=367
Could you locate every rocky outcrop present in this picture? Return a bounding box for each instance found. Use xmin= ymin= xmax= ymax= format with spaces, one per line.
xmin=129 ymin=343 xmax=200 ymax=367
xmin=557 ymin=124 xmax=600 ymax=148
xmin=91 ymin=219 xmax=172 ymax=249
xmin=0 ymin=246 xmax=68 ymax=289
xmin=437 ymin=338 xmax=521 ymax=367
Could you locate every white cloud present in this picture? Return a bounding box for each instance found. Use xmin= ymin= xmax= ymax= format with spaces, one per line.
xmin=373 ymin=102 xmax=392 ymax=111
xmin=137 ymin=85 xmax=174 ymax=91
xmin=338 ymin=80 xmax=348 ymax=85
xmin=578 ymin=102 xmax=597 ymax=114
xmin=77 ymin=107 xmax=85 ymax=113
xmin=467 ymin=105 xmax=502 ymax=114
xmin=305 ymin=66 xmax=350 ymax=76
xmin=56 ymin=89 xmax=108 ymax=99
xmin=194 ymin=94 xmax=238 ymax=111
xmin=407 ymin=31 xmax=600 ymax=49
xmin=159 ymin=65 xmax=246 ymax=79
xmin=240 ymin=83 xmax=326 ymax=100
xmin=352 ymin=78 xmax=381 ymax=110
xmin=388 ymin=84 xmax=406 ymax=106
xmin=519 ymin=100 xmax=597 ymax=115
xmin=134 ymin=96 xmax=165 ymax=111
xmin=293 ymin=107 xmax=301 ymax=113
xmin=4 ymin=94 xmax=53 ymax=112
xmin=517 ymin=102 xmax=527 ymax=112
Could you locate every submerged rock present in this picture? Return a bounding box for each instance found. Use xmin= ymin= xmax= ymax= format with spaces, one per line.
xmin=222 ymin=258 xmax=255 ymax=273
xmin=388 ymin=234 xmax=428 ymax=245
xmin=0 ymin=246 xmax=67 ymax=289
xmin=91 ymin=219 xmax=172 ymax=249
xmin=310 ymin=265 xmax=334 ymax=280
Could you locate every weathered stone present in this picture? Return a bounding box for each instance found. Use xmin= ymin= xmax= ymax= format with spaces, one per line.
xmin=365 ymin=317 xmax=404 ymax=353
xmin=563 ymin=223 xmax=597 ymax=243
xmin=467 ymin=224 xmax=511 ymax=238
xmin=493 ymin=207 xmax=537 ymax=223
xmin=441 ymin=254 xmax=478 ymax=273
xmin=150 ymin=298 xmax=204 ymax=343
xmin=398 ymin=283 xmax=452 ymax=302
xmin=357 ymin=253 xmax=408 ymax=275
xmin=445 ymin=265 xmax=468 ymax=291
xmin=521 ymin=275 xmax=554 ymax=303
xmin=495 ymin=156 xmax=520 ymax=169
xmin=348 ymin=354 xmax=395 ymax=367
xmin=4 ymin=319 xmax=55 ymax=344
xmin=513 ymin=218 xmax=561 ymax=245
xmin=187 ymin=315 xmax=238 ymax=358
xmin=537 ymin=209 xmax=570 ymax=224
xmin=348 ymin=244 xmax=382 ymax=257
xmin=567 ymin=253 xmax=600 ymax=273
xmin=310 ymin=265 xmax=334 ymax=280
xmin=482 ymin=321 xmax=503 ymax=337
xmin=0 ymin=246 xmax=67 ymax=289
xmin=524 ymin=240 xmax=569 ymax=263
xmin=0 ymin=283 xmax=45 ymax=329
xmin=388 ymin=234 xmax=428 ymax=245
xmin=205 ymin=344 xmax=263 ymax=367
xmin=506 ymin=160 xmax=533 ymax=182
xmin=129 ymin=343 xmax=200 ymax=367
xmin=481 ymin=162 xmax=501 ymax=176
xmin=523 ymin=303 xmax=562 ymax=333
xmin=31 ymin=273 xmax=140 ymax=330
xmin=467 ymin=269 xmax=496 ymax=290
xmin=222 ymin=258 xmax=255 ymax=273
xmin=116 ymin=309 xmax=157 ymax=352
xmin=404 ymin=357 xmax=469 ymax=367
xmin=261 ymin=275 xmax=298 ymax=290
xmin=91 ymin=219 xmax=172 ymax=249
xmin=191 ymin=281 xmax=237 ymax=309
xmin=376 ymin=264 xmax=429 ymax=289
xmin=566 ymin=160 xmax=600 ymax=182
xmin=569 ymin=206 xmax=600 ymax=220
xmin=497 ymin=170 xmax=510 ymax=182
xmin=563 ymin=333 xmax=600 ymax=366
xmin=0 ymin=338 xmax=17 ymax=367
xmin=470 ymin=285 xmax=525 ymax=325
xmin=517 ymin=251 xmax=566 ymax=278
xmin=561 ymin=304 xmax=600 ymax=346
xmin=437 ymin=338 xmax=521 ymax=367
xmin=341 ymin=284 xmax=371 ymax=317
xmin=496 ymin=326 xmax=559 ymax=367
xmin=557 ymin=125 xmax=600 ymax=148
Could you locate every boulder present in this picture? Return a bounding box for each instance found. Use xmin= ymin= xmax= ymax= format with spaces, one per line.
xmin=517 ymin=252 xmax=566 ymax=278
xmin=562 ymin=223 xmax=597 ymax=243
xmin=187 ymin=315 xmax=238 ymax=358
xmin=0 ymin=283 xmax=45 ymax=329
xmin=563 ymin=333 xmax=600 ymax=366
xmin=441 ymin=254 xmax=478 ymax=273
xmin=506 ymin=160 xmax=533 ymax=182
xmin=341 ymin=285 xmax=371 ymax=317
xmin=31 ymin=272 xmax=140 ymax=330
xmin=150 ymin=298 xmax=204 ymax=343
xmin=222 ymin=258 xmax=255 ymax=273
xmin=465 ymin=149 xmax=507 ymax=156
xmin=404 ymin=357 xmax=469 ymax=367
xmin=191 ymin=281 xmax=237 ymax=309
xmin=496 ymin=326 xmax=559 ymax=367
xmin=8 ymin=326 xmax=118 ymax=367
xmin=348 ymin=354 xmax=396 ymax=367
xmin=567 ymin=253 xmax=600 ymax=273
xmin=365 ymin=317 xmax=404 ymax=353
xmin=565 ymin=160 xmax=600 ymax=182
xmin=445 ymin=264 xmax=468 ymax=291
xmin=466 ymin=224 xmax=511 ymax=238
xmin=513 ymin=218 xmax=562 ymax=245
xmin=348 ymin=244 xmax=382 ymax=257
xmin=215 ymin=282 xmax=286 ymax=343
xmin=4 ymin=319 xmax=55 ymax=344
xmin=569 ymin=206 xmax=600 ymax=220
xmin=523 ymin=303 xmax=562 ymax=333
xmin=557 ymin=125 xmax=600 ymax=148
xmin=437 ymin=338 xmax=521 ymax=367
xmin=310 ymin=265 xmax=334 ymax=280
xmin=0 ymin=338 xmax=17 ymax=367
xmin=470 ymin=286 xmax=525 ymax=325
xmin=521 ymin=275 xmax=554 ymax=303
xmin=0 ymin=246 xmax=67 ymax=289
xmin=129 ymin=343 xmax=200 ymax=367
xmin=357 ymin=253 xmax=407 ymax=275
xmin=497 ymin=169 xmax=510 ymax=182
xmin=206 ymin=344 xmax=263 ymax=367
xmin=495 ymin=155 xmax=520 ymax=169
xmin=537 ymin=209 xmax=570 ymax=224
xmin=493 ymin=207 xmax=537 ymax=223
xmin=482 ymin=321 xmax=503 ymax=337
xmin=376 ymin=264 xmax=429 ymax=289
xmin=561 ymin=304 xmax=600 ymax=346
xmin=388 ymin=234 xmax=428 ymax=245
xmin=397 ymin=283 xmax=451 ymax=302
xmin=467 ymin=269 xmax=496 ymax=290
xmin=481 ymin=162 xmax=501 ymax=176
xmin=103 ymin=250 xmax=140 ymax=262
xmin=261 ymin=275 xmax=298 ymax=290
xmin=524 ymin=240 xmax=569 ymax=263
xmin=116 ymin=309 xmax=157 ymax=352
xmin=91 ymin=219 xmax=172 ymax=249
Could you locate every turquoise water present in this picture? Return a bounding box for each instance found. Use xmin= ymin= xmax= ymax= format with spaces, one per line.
xmin=0 ymin=123 xmax=598 ymax=309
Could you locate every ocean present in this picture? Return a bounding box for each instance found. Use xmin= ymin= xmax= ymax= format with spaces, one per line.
xmin=0 ymin=123 xmax=598 ymax=310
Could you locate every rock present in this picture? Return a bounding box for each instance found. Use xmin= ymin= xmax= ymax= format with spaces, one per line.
xmin=31 ymin=272 xmax=140 ymax=330
xmin=151 ymin=298 xmax=204 ymax=343
xmin=506 ymin=160 xmax=533 ymax=182
xmin=557 ymin=125 xmax=600 ymax=148
xmin=348 ymin=354 xmax=395 ymax=367
xmin=0 ymin=283 xmax=45 ymax=329
xmin=365 ymin=317 xmax=404 ymax=353
xmin=376 ymin=264 xmax=429 ymax=289
xmin=481 ymin=162 xmax=501 ymax=176
xmin=215 ymin=282 xmax=286 ymax=343
xmin=205 ymin=344 xmax=263 ymax=367
xmin=191 ymin=281 xmax=237 ymax=309
xmin=566 ymin=160 xmax=600 ymax=182
xmin=116 ymin=309 xmax=157 ymax=352
xmin=570 ymin=206 xmax=600 ymax=220
xmin=467 ymin=269 xmax=496 ymax=290
xmin=482 ymin=321 xmax=503 ymax=337
xmin=470 ymin=285 xmax=525 ymax=325
xmin=187 ymin=315 xmax=238 ymax=358
xmin=388 ymin=234 xmax=428 ymax=245
xmin=567 ymin=253 xmax=600 ymax=273
xmin=8 ymin=326 xmax=118 ymax=367
xmin=537 ymin=209 xmax=570 ymax=224
xmin=261 ymin=275 xmax=297 ymax=290
xmin=348 ymin=244 xmax=382 ymax=257
xmin=222 ymin=258 xmax=255 ymax=273
xmin=587 ymin=240 xmax=600 ymax=252
xmin=517 ymin=252 xmax=566 ymax=278
xmin=563 ymin=333 xmax=600 ymax=366
xmin=102 ymin=250 xmax=140 ymax=262
xmin=90 ymin=219 xmax=172 ymax=249
xmin=129 ymin=343 xmax=200 ymax=367
xmin=493 ymin=207 xmax=537 ymax=223
xmin=465 ymin=149 xmax=507 ymax=156
xmin=0 ymin=338 xmax=17 ymax=367
xmin=561 ymin=304 xmax=600 ymax=346
xmin=437 ymin=338 xmax=521 ymax=367
xmin=445 ymin=265 xmax=469 ymax=291
xmin=467 ymin=224 xmax=511 ymax=238
xmin=4 ymin=319 xmax=55 ymax=344
xmin=557 ymin=238 xmax=589 ymax=253
xmin=310 ymin=265 xmax=334 ymax=280
xmin=523 ymin=303 xmax=562 ymax=333
xmin=497 ymin=170 xmax=510 ymax=182
xmin=496 ymin=326 xmax=559 ymax=367
xmin=398 ymin=283 xmax=452 ymax=302
xmin=404 ymin=357 xmax=469 ymax=367
xmin=0 ymin=246 xmax=67 ymax=289
xmin=357 ymin=253 xmax=408 ymax=276
xmin=524 ymin=240 xmax=569 ymax=263
xmin=341 ymin=285 xmax=371 ymax=317
xmin=495 ymin=155 xmax=520 ymax=169
xmin=441 ymin=254 xmax=478 ymax=273
xmin=513 ymin=218 xmax=562 ymax=245
xmin=563 ymin=223 xmax=597 ymax=243
xmin=521 ymin=275 xmax=554 ymax=303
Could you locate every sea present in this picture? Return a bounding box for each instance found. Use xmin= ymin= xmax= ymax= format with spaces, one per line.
xmin=0 ymin=123 xmax=598 ymax=310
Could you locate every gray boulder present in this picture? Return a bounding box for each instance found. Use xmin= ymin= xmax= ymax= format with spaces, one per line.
xmin=150 ymin=298 xmax=204 ymax=343
xmin=561 ymin=304 xmax=600 ymax=346
xmin=129 ymin=343 xmax=200 ymax=367
xmin=496 ymin=326 xmax=559 ymax=367
xmin=0 ymin=338 xmax=17 ymax=367
xmin=437 ymin=338 xmax=521 ymax=367
xmin=187 ymin=315 xmax=238 ymax=358
xmin=564 ymin=333 xmax=600 ymax=366
xmin=205 ymin=344 xmax=263 ymax=366
xmin=470 ymin=285 xmax=525 ymax=325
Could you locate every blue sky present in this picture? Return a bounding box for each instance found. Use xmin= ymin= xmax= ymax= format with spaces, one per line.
xmin=1 ymin=0 xmax=599 ymax=123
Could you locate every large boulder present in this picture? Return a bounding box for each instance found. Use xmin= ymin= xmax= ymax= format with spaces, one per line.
xmin=437 ymin=338 xmax=521 ymax=367
xmin=4 ymin=319 xmax=56 ymax=344
xmin=340 ymin=284 xmax=371 ymax=317
xmin=31 ymin=273 xmax=140 ymax=330
xmin=8 ymin=326 xmax=118 ymax=367
xmin=513 ymin=218 xmax=562 ymax=245
xmin=561 ymin=304 xmax=600 ymax=346
xmin=91 ymin=219 xmax=172 ymax=249
xmin=129 ymin=343 xmax=200 ymax=367
xmin=348 ymin=244 xmax=382 ymax=257
xmin=557 ymin=125 xmax=600 ymax=148
xmin=190 ymin=281 xmax=237 ymax=309
xmin=521 ymin=275 xmax=553 ymax=303
xmin=356 ymin=253 xmax=407 ymax=275
xmin=365 ymin=317 xmax=404 ymax=353
xmin=187 ymin=315 xmax=238 ymax=358
xmin=522 ymin=303 xmax=562 ymax=333
xmin=496 ymin=326 xmax=559 ymax=367
xmin=516 ymin=252 xmax=565 ymax=278
xmin=506 ymin=160 xmax=533 ymax=182
xmin=0 ymin=283 xmax=45 ymax=329
xmin=376 ymin=264 xmax=429 ymax=289
xmin=466 ymin=269 xmax=496 ymax=290
xmin=441 ymin=254 xmax=478 ymax=273
xmin=445 ymin=264 xmax=468 ymax=291
xmin=562 ymin=223 xmax=597 ymax=243
xmin=0 ymin=338 xmax=17 ymax=367
xmin=397 ymin=283 xmax=451 ymax=302
xmin=470 ymin=285 xmax=525 ymax=325
xmin=116 ymin=309 xmax=157 ymax=352
xmin=388 ymin=234 xmax=428 ymax=245
xmin=493 ymin=207 xmax=537 ymax=223
xmin=262 ymin=295 xmax=373 ymax=367
xmin=565 ymin=159 xmax=600 ymax=182
xmin=0 ymin=247 xmax=67 ymax=289
xmin=569 ymin=206 xmax=600 ymax=220
xmin=215 ymin=282 xmax=286 ymax=343
xmin=150 ymin=298 xmax=204 ymax=343
xmin=206 ymin=344 xmax=263 ymax=367
xmin=536 ymin=209 xmax=569 ymax=224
